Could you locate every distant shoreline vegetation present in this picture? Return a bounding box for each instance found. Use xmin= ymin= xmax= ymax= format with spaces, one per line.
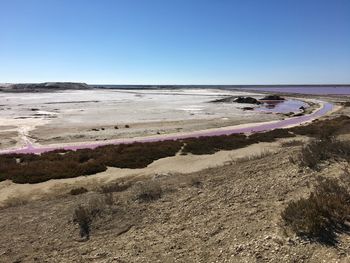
xmin=1 ymin=115 xmax=349 ymax=184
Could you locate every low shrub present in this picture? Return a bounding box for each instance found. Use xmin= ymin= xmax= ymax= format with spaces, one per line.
xmin=134 ymin=180 xmax=162 ymax=202
xmin=0 ymin=140 xmax=181 ymax=184
xmin=103 ymin=192 xmax=114 ymax=206
xmin=100 ymin=181 xmax=131 ymax=193
xmin=70 ymin=187 xmax=88 ymax=195
xmin=282 ymin=178 xmax=350 ymax=244
xmin=298 ymin=138 xmax=350 ymax=170
xmin=280 ymin=140 xmax=304 ymax=147
xmin=234 ymin=150 xmax=274 ymax=163
xmin=290 ymin=115 xmax=350 ymax=138
xmin=1 ymin=196 xmax=28 ymax=209
xmin=189 ymin=175 xmax=202 ymax=188
xmin=249 ymin=129 xmax=295 ymax=143
xmin=73 ymin=206 xmax=92 ymax=240
xmin=182 ymin=134 xmax=248 ymax=155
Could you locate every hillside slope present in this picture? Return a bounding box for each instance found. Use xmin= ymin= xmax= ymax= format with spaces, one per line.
xmin=0 ymin=147 xmax=349 ymax=262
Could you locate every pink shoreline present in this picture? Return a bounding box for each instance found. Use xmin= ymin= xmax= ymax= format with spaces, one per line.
xmin=0 ymin=102 xmax=333 ymax=155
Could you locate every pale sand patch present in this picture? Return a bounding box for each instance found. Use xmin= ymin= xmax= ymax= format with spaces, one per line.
xmin=0 ymin=138 xmax=302 ymax=206
xmin=0 ymin=117 xmax=49 ymax=148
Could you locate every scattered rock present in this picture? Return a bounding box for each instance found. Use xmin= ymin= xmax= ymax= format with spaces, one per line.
xmin=235 ymin=97 xmax=261 ymax=104
xmin=260 ymin=95 xmax=285 ymax=101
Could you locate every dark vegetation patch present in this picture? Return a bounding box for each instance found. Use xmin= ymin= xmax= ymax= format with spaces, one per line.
xmin=211 ymin=96 xmax=261 ymax=104
xmin=182 ymin=134 xmax=248 ymax=155
xmin=297 ymin=138 xmax=350 ymax=170
xmin=249 ymin=128 xmax=295 ymax=143
xmin=73 ymin=205 xmax=92 ymax=240
xmin=0 ymin=140 xmax=182 ymax=184
xmin=0 ymin=115 xmax=349 ymax=184
xmin=290 ymin=115 xmax=350 ymax=138
xmin=70 ymin=187 xmax=88 ymax=195
xmin=280 ymin=140 xmax=304 ymax=147
xmin=260 ymin=95 xmax=285 ymax=101
xmin=234 ymin=97 xmax=261 ymax=104
xmin=282 ymin=177 xmax=350 ymax=245
xmin=133 ymin=180 xmax=162 ymax=202
xmin=100 ymin=181 xmax=132 ymax=193
xmin=341 ymin=101 xmax=350 ymax=107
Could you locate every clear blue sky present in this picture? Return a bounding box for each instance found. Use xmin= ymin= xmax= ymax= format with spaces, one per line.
xmin=0 ymin=0 xmax=349 ymax=84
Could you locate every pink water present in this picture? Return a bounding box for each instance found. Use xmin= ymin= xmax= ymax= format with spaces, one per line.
xmin=258 ymin=99 xmax=308 ymax=113
xmin=240 ymin=87 xmax=350 ymax=95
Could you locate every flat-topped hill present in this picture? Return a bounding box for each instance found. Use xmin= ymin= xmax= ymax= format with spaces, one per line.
xmin=0 ymin=82 xmax=91 ymax=92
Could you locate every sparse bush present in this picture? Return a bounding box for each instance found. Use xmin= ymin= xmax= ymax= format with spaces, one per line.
xmin=249 ymin=129 xmax=295 ymax=143
xmin=189 ymin=176 xmax=202 ymax=188
xmin=280 ymin=140 xmax=304 ymax=147
xmin=341 ymin=101 xmax=350 ymax=107
xmin=100 ymin=181 xmax=131 ymax=193
xmin=1 ymin=196 xmax=28 ymax=209
xmin=182 ymin=134 xmax=248 ymax=155
xmin=298 ymin=138 xmax=350 ymax=170
xmin=0 ymin=140 xmax=181 ymax=184
xmin=73 ymin=206 xmax=92 ymax=240
xmin=103 ymin=192 xmax=114 ymax=206
xmin=234 ymin=150 xmax=274 ymax=163
xmin=87 ymin=196 xmax=106 ymax=217
xmin=134 ymin=180 xmax=162 ymax=202
xmin=282 ymin=177 xmax=350 ymax=244
xmin=290 ymin=115 xmax=350 ymax=138
xmin=70 ymin=187 xmax=88 ymax=195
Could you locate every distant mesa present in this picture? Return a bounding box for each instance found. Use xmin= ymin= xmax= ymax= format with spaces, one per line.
xmin=0 ymin=82 xmax=91 ymax=92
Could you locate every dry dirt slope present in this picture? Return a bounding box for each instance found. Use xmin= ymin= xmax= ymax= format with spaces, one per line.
xmin=0 ymin=147 xmax=350 ymax=263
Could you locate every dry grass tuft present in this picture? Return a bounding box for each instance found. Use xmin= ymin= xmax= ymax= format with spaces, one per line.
xmin=298 ymin=138 xmax=350 ymax=170
xmin=280 ymin=140 xmax=304 ymax=147
xmin=70 ymin=187 xmax=88 ymax=195
xmin=100 ymin=181 xmax=132 ymax=193
xmin=1 ymin=196 xmax=29 ymax=209
xmin=282 ymin=177 xmax=350 ymax=244
xmin=73 ymin=206 xmax=92 ymax=240
xmin=233 ymin=150 xmax=275 ymax=163
xmin=134 ymin=180 xmax=162 ymax=202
